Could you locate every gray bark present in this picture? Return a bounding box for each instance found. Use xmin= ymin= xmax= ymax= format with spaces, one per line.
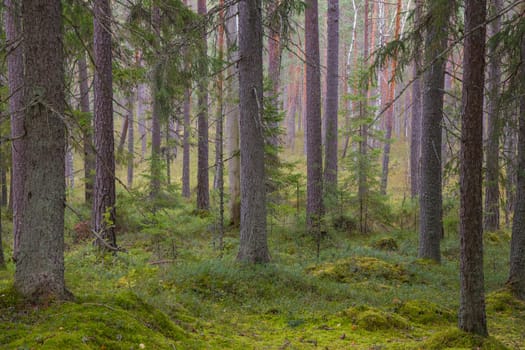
xmin=92 ymin=0 xmax=117 ymax=249
xmin=226 ymin=2 xmax=240 ymax=226
xmin=323 ymin=0 xmax=339 ymax=192
xmin=150 ymin=6 xmax=162 ymax=199
xmin=127 ymin=92 xmax=135 ymax=188
xmin=15 ymin=0 xmax=69 ymax=300
xmin=182 ymin=88 xmax=191 ymax=198
xmin=4 ymin=0 xmax=25 ymax=260
xmin=418 ymin=0 xmax=450 ymax=262
xmin=196 ymin=0 xmax=210 ymax=211
xmin=483 ymin=0 xmax=502 ymax=232
xmin=410 ymin=1 xmax=422 ymax=198
xmin=305 ymin=0 xmax=324 ymax=229
xmin=137 ymin=82 xmax=147 ymax=159
xmin=78 ymin=54 xmax=95 ymax=204
xmin=459 ymin=0 xmax=488 ymax=336
xmin=507 ymin=22 xmax=525 ymax=301
xmin=236 ymin=0 xmax=269 ymax=263
xmin=66 ymin=145 xmax=74 ymax=189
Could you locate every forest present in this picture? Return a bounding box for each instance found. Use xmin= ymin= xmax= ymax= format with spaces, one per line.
xmin=1 ymin=0 xmax=525 ymax=348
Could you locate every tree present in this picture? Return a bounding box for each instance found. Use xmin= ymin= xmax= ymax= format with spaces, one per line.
xmin=323 ymin=0 xmax=339 ymax=192
xmin=507 ymin=11 xmax=525 ymax=301
xmin=14 ymin=0 xmax=69 ymax=300
xmin=182 ymin=88 xmax=191 ymax=198
xmin=92 ymin=0 xmax=117 ymax=249
xmin=150 ymin=4 xmax=162 ymax=199
xmin=483 ymin=0 xmax=503 ymax=232
xmin=418 ymin=0 xmax=451 ymax=263
xmin=236 ymin=0 xmax=269 ymax=263
xmin=410 ymin=0 xmax=422 ymax=198
xmin=226 ymin=2 xmax=241 ymax=226
xmin=127 ymin=91 xmax=135 ymax=188
xmin=458 ymin=0 xmax=488 ymax=336
xmin=305 ymin=0 xmax=323 ymax=230
xmin=78 ymin=53 xmax=96 ymax=203
xmin=4 ymin=0 xmax=25 ymax=260
xmin=196 ymin=0 xmax=210 ymax=211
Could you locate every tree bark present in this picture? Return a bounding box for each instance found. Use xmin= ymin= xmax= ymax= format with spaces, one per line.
xmin=305 ymin=0 xmax=323 ymax=230
xmin=4 ymin=0 xmax=25 ymax=260
xmin=507 ymin=13 xmax=525 ymax=301
xmin=182 ymin=88 xmax=191 ymax=198
xmin=78 ymin=54 xmax=95 ymax=204
xmin=92 ymin=0 xmax=117 ymax=249
xmin=483 ymin=0 xmax=502 ymax=232
xmin=418 ymin=0 xmax=450 ymax=262
xmin=196 ymin=0 xmax=210 ymax=211
xmin=410 ymin=1 xmax=422 ymax=199
xmin=127 ymin=92 xmax=135 ymax=188
xmin=150 ymin=6 xmax=162 ymax=199
xmin=15 ymin=0 xmax=69 ymax=301
xmin=459 ymin=0 xmax=488 ymax=336
xmin=226 ymin=2 xmax=241 ymax=226
xmin=236 ymin=0 xmax=269 ymax=263
xmin=323 ymin=0 xmax=339 ymax=192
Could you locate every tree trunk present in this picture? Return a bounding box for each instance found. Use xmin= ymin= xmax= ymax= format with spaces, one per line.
xmin=118 ymin=114 xmax=129 ymax=155
xmin=305 ymin=0 xmax=323 ymax=230
xmin=196 ymin=0 xmax=210 ymax=211
xmin=4 ymin=0 xmax=25 ymax=260
xmin=323 ymin=0 xmax=339 ymax=193
xmin=66 ymin=145 xmax=74 ymax=189
xmin=92 ymin=0 xmax=117 ymax=249
xmin=15 ymin=0 xmax=69 ymax=301
xmin=507 ymin=13 xmax=525 ymax=301
xmin=358 ymin=0 xmax=370 ymax=234
xmin=483 ymin=0 xmax=502 ymax=232
xmin=137 ymin=82 xmax=147 ymax=159
xmin=78 ymin=54 xmax=95 ymax=204
xmin=459 ymin=0 xmax=488 ymax=336
xmin=418 ymin=0 xmax=450 ymax=262
xmin=226 ymin=2 xmax=241 ymax=226
xmin=236 ymin=0 xmax=269 ymax=263
xmin=127 ymin=92 xmax=135 ymax=188
xmin=410 ymin=1 xmax=422 ymax=199
xmin=182 ymin=88 xmax=191 ymax=198
xmin=150 ymin=6 xmax=162 ymax=199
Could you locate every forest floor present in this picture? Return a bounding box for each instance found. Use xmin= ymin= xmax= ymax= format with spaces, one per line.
xmin=1 ymin=141 xmax=525 ymax=349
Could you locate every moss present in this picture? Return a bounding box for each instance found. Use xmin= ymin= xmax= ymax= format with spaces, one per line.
xmin=0 ymin=291 xmax=200 ymax=349
xmin=417 ymin=328 xmax=509 ymax=350
xmin=344 ymin=305 xmax=410 ymax=331
xmin=307 ymin=256 xmax=410 ymax=283
xmin=486 ymin=289 xmax=525 ymax=313
xmin=395 ymin=299 xmax=456 ymax=325
xmin=371 ymin=237 xmax=399 ymax=251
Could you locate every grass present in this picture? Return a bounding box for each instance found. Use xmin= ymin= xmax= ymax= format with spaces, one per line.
xmin=1 ymin=139 xmax=524 ymax=349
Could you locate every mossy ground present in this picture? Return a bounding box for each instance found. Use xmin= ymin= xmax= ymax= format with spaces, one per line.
xmin=1 ymin=141 xmax=523 ymax=349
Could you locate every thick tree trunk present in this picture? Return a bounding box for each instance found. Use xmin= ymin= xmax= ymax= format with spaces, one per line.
xmin=182 ymin=89 xmax=191 ymax=198
xmin=92 ymin=0 xmax=117 ymax=249
xmin=323 ymin=0 xmax=339 ymax=192
xmin=127 ymin=92 xmax=135 ymax=188
xmin=236 ymin=0 xmax=269 ymax=263
xmin=507 ymin=18 xmax=525 ymax=301
xmin=483 ymin=0 xmax=502 ymax=232
xmin=305 ymin=0 xmax=323 ymax=230
xmin=226 ymin=2 xmax=241 ymax=226
xmin=196 ymin=0 xmax=210 ymax=211
xmin=4 ymin=0 xmax=25 ymax=260
xmin=459 ymin=0 xmax=488 ymax=336
xmin=418 ymin=0 xmax=450 ymax=262
xmin=78 ymin=54 xmax=95 ymax=203
xmin=15 ymin=0 xmax=69 ymax=301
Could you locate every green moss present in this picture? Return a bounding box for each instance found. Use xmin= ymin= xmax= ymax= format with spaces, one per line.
xmin=417 ymin=328 xmax=509 ymax=350
xmin=344 ymin=305 xmax=410 ymax=331
xmin=486 ymin=289 xmax=525 ymax=313
xmin=371 ymin=237 xmax=399 ymax=251
xmin=307 ymin=256 xmax=410 ymax=283
xmin=395 ymin=299 xmax=456 ymax=325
